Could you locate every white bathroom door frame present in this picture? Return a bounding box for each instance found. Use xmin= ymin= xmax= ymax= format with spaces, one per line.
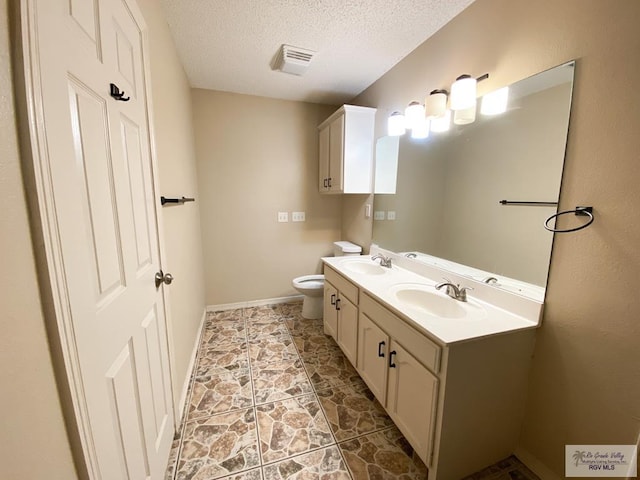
xmin=18 ymin=0 xmax=178 ymax=477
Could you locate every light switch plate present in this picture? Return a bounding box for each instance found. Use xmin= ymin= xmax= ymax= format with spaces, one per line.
xmin=387 ymin=211 xmax=396 ymax=220
xmin=292 ymin=211 xmax=305 ymax=222
xmin=278 ymin=212 xmax=288 ymax=222
xmin=374 ymin=211 xmax=385 ymax=221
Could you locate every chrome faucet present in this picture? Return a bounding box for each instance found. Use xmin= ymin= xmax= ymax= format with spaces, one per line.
xmin=371 ymin=253 xmax=392 ymax=268
xmin=435 ymin=279 xmax=473 ymax=302
xmin=404 ymin=252 xmax=417 ymax=258
xmin=482 ymin=276 xmax=498 ymax=285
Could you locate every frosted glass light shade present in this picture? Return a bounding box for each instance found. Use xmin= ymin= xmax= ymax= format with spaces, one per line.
xmin=430 ymin=110 xmax=451 ymax=133
xmin=481 ymin=86 xmax=509 ymax=115
xmin=411 ymin=117 xmax=430 ymax=139
xmin=405 ymin=101 xmax=425 ymax=130
xmin=425 ymin=90 xmax=448 ymax=118
xmin=453 ymin=104 xmax=476 ymax=125
xmin=450 ymin=75 xmax=477 ymax=110
xmin=388 ymin=111 xmax=406 ymax=136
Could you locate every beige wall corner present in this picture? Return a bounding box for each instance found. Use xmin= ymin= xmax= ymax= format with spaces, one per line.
xmin=352 ymin=0 xmax=640 ymax=477
xmin=136 ymin=0 xmax=207 ymax=414
xmin=191 ymin=90 xmax=341 ymax=305
xmin=0 ymin=0 xmax=78 ymax=477
xmin=342 ymin=194 xmax=374 ymax=254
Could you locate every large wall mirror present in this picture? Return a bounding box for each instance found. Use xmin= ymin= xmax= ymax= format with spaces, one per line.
xmin=372 ymin=62 xmax=575 ymax=299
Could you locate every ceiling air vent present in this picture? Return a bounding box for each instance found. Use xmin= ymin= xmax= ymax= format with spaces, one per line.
xmin=273 ymin=44 xmax=315 ymax=76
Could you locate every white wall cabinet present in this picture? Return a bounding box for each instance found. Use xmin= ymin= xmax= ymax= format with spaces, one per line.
xmin=323 ymin=267 xmax=359 ymax=366
xmin=318 ymin=105 xmax=376 ymax=194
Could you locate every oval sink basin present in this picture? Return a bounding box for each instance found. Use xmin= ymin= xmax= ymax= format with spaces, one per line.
xmin=341 ymin=259 xmax=387 ymax=276
xmin=389 ymin=283 xmax=485 ymax=319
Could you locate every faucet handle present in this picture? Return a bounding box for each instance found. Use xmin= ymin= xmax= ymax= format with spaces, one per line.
xmin=458 ymin=286 xmax=474 ymax=301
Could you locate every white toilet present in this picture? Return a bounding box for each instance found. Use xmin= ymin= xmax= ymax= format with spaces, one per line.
xmin=292 ymin=241 xmax=362 ymax=319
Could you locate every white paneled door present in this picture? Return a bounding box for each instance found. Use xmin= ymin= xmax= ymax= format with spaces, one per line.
xmin=24 ymin=0 xmax=174 ymax=478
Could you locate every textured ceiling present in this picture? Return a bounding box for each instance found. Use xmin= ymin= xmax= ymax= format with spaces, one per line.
xmin=159 ymin=0 xmax=475 ymax=105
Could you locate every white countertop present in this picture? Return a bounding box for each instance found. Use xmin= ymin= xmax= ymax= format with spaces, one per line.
xmin=322 ymin=255 xmax=540 ymax=345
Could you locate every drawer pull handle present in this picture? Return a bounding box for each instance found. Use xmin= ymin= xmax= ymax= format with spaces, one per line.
xmin=378 ymin=341 xmax=385 ymax=357
xmin=335 ymin=298 xmax=341 ymax=311
xmin=389 ymin=350 xmax=397 ymax=368
xmin=324 ymin=178 xmax=328 ymax=188
xmin=330 ymin=294 xmax=336 ymax=305
xmin=328 ymin=177 xmax=332 ymax=188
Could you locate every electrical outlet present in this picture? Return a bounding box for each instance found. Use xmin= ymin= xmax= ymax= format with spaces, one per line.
xmin=277 ymin=212 xmax=288 ymax=222
xmin=387 ymin=211 xmax=396 ymax=220
xmin=292 ymin=211 xmax=305 ymax=222
xmin=374 ymin=211 xmax=385 ymax=221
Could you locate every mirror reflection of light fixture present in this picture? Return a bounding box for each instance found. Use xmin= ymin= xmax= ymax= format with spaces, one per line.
xmin=411 ymin=117 xmax=430 ymax=139
xmin=481 ymin=86 xmax=509 ymax=115
xmin=430 ymin=109 xmax=451 ymax=133
xmin=387 ymin=111 xmax=406 ymax=136
xmin=450 ymin=74 xmax=477 ymax=110
xmin=425 ymin=89 xmax=448 ymax=118
xmin=405 ymin=101 xmax=425 ymax=130
xmin=453 ymin=103 xmax=477 ymax=125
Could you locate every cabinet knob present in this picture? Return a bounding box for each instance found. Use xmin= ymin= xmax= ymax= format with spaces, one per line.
xmin=389 ymin=350 xmax=397 ymax=368
xmin=378 ymin=341 xmax=385 ymax=357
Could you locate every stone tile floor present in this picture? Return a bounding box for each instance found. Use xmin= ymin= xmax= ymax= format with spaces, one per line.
xmin=166 ymin=302 xmax=540 ymax=480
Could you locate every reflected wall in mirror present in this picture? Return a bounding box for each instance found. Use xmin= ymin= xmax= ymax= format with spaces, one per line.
xmin=373 ymin=62 xmax=575 ymax=297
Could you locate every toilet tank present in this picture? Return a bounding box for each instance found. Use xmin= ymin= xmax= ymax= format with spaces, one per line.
xmin=333 ymin=241 xmax=362 ymax=257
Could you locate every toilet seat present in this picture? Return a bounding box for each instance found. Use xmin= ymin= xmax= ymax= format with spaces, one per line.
xmin=292 ymin=274 xmax=325 ymax=319
xmin=292 ymin=274 xmax=324 ymax=290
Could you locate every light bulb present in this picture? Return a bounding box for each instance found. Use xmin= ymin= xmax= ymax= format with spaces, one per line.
xmin=453 ymin=104 xmax=476 ymax=125
xmin=481 ymin=86 xmax=509 ymax=115
xmin=450 ymin=75 xmax=477 ymax=110
xmin=425 ymin=89 xmax=448 ymax=118
xmin=405 ymin=101 xmax=425 ymax=130
xmin=411 ymin=117 xmax=430 ymax=139
xmin=430 ymin=110 xmax=451 ymax=133
xmin=387 ymin=111 xmax=406 ymax=136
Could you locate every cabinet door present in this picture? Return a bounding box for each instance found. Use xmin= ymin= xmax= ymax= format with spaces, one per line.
xmin=386 ymin=340 xmax=438 ymax=464
xmin=323 ymin=281 xmax=338 ymax=339
xmin=357 ymin=313 xmax=389 ymax=404
xmin=336 ymin=294 xmax=358 ymax=366
xmin=318 ymin=125 xmax=330 ymax=192
xmin=328 ymin=113 xmax=344 ymax=192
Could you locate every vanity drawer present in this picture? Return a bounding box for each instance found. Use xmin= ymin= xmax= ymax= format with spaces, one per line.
xmin=361 ymin=292 xmax=441 ymax=374
xmin=324 ymin=266 xmax=359 ymax=305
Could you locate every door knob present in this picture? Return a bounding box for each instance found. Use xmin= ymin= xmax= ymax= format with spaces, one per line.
xmin=155 ymin=270 xmax=174 ymax=288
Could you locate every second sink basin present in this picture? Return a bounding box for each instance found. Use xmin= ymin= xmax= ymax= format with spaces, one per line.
xmin=341 ymin=259 xmax=388 ymax=276
xmin=388 ymin=283 xmax=485 ymax=320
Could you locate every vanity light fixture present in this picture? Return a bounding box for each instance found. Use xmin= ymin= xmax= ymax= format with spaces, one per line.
xmin=430 ymin=109 xmax=451 ymax=133
xmin=405 ymin=101 xmax=426 ymax=130
xmin=425 ymin=89 xmax=448 ymax=118
xmin=450 ymin=73 xmax=489 ymax=111
xmin=387 ymin=111 xmax=406 ymax=136
xmin=481 ymin=86 xmax=509 ymax=115
xmin=411 ymin=117 xmax=430 ymax=139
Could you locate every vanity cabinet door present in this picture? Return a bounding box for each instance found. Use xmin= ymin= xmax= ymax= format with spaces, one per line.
xmin=357 ymin=313 xmax=389 ymax=404
xmin=336 ymin=294 xmax=358 ymax=366
xmin=386 ymin=340 xmax=438 ymax=463
xmin=323 ymin=281 xmax=338 ymax=339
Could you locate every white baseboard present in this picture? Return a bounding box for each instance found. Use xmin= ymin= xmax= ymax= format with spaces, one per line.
xmin=206 ymin=294 xmax=303 ymax=313
xmin=515 ymin=446 xmax=562 ymax=480
xmin=175 ymin=308 xmax=206 ymax=425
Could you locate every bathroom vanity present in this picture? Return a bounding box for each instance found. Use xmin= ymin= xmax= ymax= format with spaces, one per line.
xmin=322 ymin=248 xmax=541 ymax=480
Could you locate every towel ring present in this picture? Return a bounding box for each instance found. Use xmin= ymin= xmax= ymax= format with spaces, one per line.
xmin=544 ymin=206 xmax=594 ymax=233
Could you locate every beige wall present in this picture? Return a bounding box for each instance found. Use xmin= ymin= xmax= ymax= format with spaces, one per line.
xmin=352 ymin=0 xmax=640 ymax=476
xmin=137 ymin=0 xmax=206 ymax=414
xmin=0 ymin=0 xmax=78 ymax=478
xmin=192 ymin=90 xmax=341 ymax=305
